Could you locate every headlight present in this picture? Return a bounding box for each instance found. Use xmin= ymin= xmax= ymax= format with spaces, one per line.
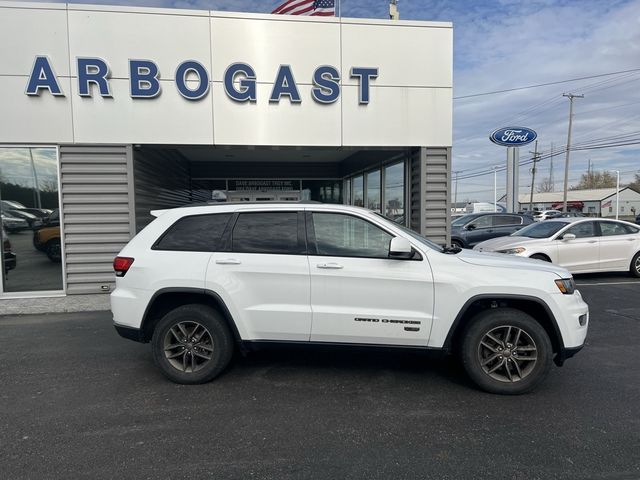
xmin=555 ymin=278 xmax=576 ymax=295
xmin=496 ymin=247 xmax=526 ymax=254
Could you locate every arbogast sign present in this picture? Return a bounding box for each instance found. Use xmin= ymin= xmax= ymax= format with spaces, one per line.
xmin=25 ymin=56 xmax=379 ymax=105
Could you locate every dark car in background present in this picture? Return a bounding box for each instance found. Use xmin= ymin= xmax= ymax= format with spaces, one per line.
xmin=0 ymin=200 xmax=48 ymax=229
xmin=451 ymin=212 xmax=534 ymax=248
xmin=2 ymin=227 xmax=17 ymax=275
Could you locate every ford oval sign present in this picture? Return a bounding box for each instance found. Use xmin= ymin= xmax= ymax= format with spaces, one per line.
xmin=489 ymin=127 xmax=537 ymax=147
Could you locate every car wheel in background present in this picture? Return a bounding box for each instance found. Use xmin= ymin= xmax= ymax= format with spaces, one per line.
xmin=530 ymin=254 xmax=551 ymax=262
xmin=46 ymin=239 xmax=62 ymax=263
xmin=151 ymin=304 xmax=234 ymax=384
xmin=630 ymin=252 xmax=640 ymax=278
xmin=461 ymin=308 xmax=553 ymax=395
xmin=451 ymin=239 xmax=464 ymax=249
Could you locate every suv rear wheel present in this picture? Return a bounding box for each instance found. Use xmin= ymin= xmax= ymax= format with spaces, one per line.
xmin=151 ymin=304 xmax=234 ymax=384
xmin=461 ymin=308 xmax=552 ymax=395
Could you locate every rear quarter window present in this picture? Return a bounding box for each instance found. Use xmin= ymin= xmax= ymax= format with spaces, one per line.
xmin=153 ymin=213 xmax=233 ymax=251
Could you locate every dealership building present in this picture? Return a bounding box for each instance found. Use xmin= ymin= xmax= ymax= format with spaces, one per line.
xmin=0 ymin=1 xmax=452 ymax=306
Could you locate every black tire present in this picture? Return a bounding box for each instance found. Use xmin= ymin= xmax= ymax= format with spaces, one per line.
xmin=530 ymin=253 xmax=551 ymax=262
xmin=630 ymin=252 xmax=640 ymax=278
xmin=451 ymin=239 xmax=464 ymax=249
xmin=461 ymin=308 xmax=553 ymax=395
xmin=151 ymin=304 xmax=234 ymax=384
xmin=46 ymin=239 xmax=61 ymax=263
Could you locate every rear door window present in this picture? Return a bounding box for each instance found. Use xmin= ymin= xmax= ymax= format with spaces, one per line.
xmin=492 ymin=215 xmax=522 ymax=226
xmin=154 ymin=213 xmax=233 ymax=251
xmin=599 ymin=221 xmax=636 ymax=236
xmin=232 ymin=212 xmax=303 ymax=254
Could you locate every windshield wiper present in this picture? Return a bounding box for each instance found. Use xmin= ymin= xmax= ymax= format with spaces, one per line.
xmin=442 ymin=246 xmax=462 ymax=254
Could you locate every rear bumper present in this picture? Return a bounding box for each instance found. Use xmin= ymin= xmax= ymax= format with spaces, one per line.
xmin=114 ymin=324 xmax=145 ymax=343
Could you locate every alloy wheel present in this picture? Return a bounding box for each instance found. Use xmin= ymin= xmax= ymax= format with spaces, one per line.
xmin=477 ymin=325 xmax=538 ymax=383
xmin=163 ymin=321 xmax=214 ymax=373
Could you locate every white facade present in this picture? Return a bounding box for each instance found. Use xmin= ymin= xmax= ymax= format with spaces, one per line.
xmin=0 ymin=2 xmax=453 ymax=147
xmin=0 ymin=1 xmax=453 ymax=301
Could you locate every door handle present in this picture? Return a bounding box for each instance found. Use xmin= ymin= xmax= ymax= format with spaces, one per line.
xmin=587 ymin=240 xmax=598 ymax=244
xmin=316 ymin=262 xmax=343 ymax=269
xmin=215 ymin=259 xmax=241 ymax=265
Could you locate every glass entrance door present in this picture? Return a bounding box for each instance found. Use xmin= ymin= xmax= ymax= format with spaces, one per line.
xmin=0 ymin=147 xmax=64 ymax=294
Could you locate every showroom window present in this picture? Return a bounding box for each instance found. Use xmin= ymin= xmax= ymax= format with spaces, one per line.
xmin=346 ymin=159 xmax=406 ymax=225
xmin=352 ymin=176 xmax=364 ymax=207
xmin=0 ymin=147 xmax=63 ymax=294
xmin=366 ymin=170 xmax=381 ymax=212
xmin=384 ymin=162 xmax=405 ymax=224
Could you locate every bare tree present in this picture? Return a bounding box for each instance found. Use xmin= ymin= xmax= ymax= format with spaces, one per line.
xmin=537 ymin=177 xmax=554 ymax=193
xmin=39 ymin=178 xmax=59 ymax=193
xmin=628 ymin=173 xmax=640 ymax=193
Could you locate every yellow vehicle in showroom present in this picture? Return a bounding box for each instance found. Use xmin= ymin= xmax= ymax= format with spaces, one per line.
xmin=33 ymin=209 xmax=61 ymax=263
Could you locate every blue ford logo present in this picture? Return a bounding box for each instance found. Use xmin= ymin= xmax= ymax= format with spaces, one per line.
xmin=489 ymin=127 xmax=537 ymax=146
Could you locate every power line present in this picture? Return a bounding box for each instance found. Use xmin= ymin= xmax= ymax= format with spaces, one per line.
xmin=453 ymin=67 xmax=640 ymax=100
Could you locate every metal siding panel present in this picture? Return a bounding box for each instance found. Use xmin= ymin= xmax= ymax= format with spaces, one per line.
xmin=59 ymin=145 xmax=134 ymax=295
xmin=420 ymin=147 xmax=450 ymax=245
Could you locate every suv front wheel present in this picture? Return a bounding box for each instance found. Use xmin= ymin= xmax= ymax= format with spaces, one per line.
xmin=151 ymin=304 xmax=234 ymax=384
xmin=461 ymin=308 xmax=552 ymax=394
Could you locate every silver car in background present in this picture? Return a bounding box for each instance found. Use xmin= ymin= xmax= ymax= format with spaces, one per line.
xmin=474 ymin=218 xmax=640 ymax=277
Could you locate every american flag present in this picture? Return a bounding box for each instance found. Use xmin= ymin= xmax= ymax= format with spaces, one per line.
xmin=272 ymin=0 xmax=335 ymax=16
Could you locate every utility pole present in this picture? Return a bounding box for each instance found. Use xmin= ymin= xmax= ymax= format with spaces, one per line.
xmin=389 ymin=0 xmax=399 ymax=20
xmin=493 ymin=166 xmax=498 ymax=212
xmin=562 ymin=93 xmax=584 ymax=212
xmin=549 ymin=142 xmax=554 ymax=192
xmin=529 ymin=140 xmax=540 ymax=212
xmin=453 ymin=170 xmax=460 ymax=211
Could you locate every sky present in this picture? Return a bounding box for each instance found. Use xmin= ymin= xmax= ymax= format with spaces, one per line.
xmin=10 ymin=0 xmax=640 ymax=202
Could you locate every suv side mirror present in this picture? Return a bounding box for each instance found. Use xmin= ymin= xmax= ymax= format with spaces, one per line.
xmin=389 ymin=237 xmax=413 ymax=259
xmin=465 ymin=223 xmax=476 ymax=230
xmin=561 ymin=233 xmax=576 ymax=241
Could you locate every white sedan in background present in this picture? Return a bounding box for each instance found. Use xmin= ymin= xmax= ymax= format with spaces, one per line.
xmin=474 ymin=218 xmax=640 ymax=277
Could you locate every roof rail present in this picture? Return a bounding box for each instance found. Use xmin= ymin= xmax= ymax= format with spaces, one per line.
xmin=178 ymin=200 xmax=323 ymax=208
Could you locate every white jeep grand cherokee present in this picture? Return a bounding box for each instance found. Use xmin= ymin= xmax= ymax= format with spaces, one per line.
xmin=111 ymin=203 xmax=588 ymax=394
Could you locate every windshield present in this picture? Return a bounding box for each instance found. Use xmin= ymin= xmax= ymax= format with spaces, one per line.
xmin=452 ymin=214 xmax=474 ymax=227
xmin=512 ymin=221 xmax=566 ymax=239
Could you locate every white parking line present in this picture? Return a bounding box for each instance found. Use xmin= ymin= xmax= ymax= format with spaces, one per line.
xmin=576 ymin=281 xmax=640 ymax=286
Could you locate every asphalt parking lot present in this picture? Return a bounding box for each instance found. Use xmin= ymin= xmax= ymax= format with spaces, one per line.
xmin=1 ymin=274 xmax=638 ymax=479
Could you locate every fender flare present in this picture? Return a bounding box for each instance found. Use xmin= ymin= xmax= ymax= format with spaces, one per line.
xmin=442 ymin=293 xmax=565 ymax=352
xmin=141 ymin=287 xmax=242 ymax=343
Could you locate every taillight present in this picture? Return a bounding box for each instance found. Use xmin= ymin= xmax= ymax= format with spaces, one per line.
xmin=113 ymin=256 xmax=134 ymax=277
xmin=3 ymin=239 xmax=10 ymax=252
